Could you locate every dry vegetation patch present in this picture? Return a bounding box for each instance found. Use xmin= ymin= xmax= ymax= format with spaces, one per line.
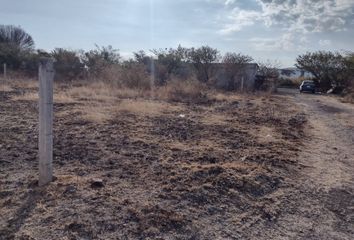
xmin=0 ymin=79 xmax=307 ymax=239
xmin=78 ymin=99 xmax=183 ymax=123
xmin=0 ymin=83 xmax=13 ymax=92
xmin=158 ymin=79 xmax=208 ymax=103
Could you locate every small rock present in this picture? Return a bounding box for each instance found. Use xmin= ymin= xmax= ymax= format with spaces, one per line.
xmin=90 ymin=179 xmax=104 ymax=189
xmin=64 ymin=185 xmax=76 ymax=194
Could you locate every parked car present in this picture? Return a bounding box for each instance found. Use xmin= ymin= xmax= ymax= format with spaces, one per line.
xmin=300 ymin=80 xmax=316 ymax=93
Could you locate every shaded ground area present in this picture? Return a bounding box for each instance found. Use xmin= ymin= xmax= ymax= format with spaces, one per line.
xmin=1 ymin=82 xmax=350 ymax=239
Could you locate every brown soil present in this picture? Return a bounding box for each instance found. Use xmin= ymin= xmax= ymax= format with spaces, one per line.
xmin=0 ymin=83 xmax=352 ymax=239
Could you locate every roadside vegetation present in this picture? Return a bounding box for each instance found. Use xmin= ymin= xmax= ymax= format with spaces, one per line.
xmin=1 ymin=24 xmax=353 ymax=100
xmin=296 ymin=51 xmax=354 ymax=93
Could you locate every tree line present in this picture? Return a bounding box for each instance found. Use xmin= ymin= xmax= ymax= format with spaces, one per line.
xmin=296 ymin=51 xmax=354 ymax=91
xmin=1 ymin=25 xmax=353 ymax=92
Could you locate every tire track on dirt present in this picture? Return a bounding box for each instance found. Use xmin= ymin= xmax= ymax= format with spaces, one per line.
xmin=267 ymin=89 xmax=354 ymax=240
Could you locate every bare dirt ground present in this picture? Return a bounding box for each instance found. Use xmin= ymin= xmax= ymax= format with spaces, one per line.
xmin=260 ymin=88 xmax=354 ymax=240
xmin=0 ymin=81 xmax=353 ymax=239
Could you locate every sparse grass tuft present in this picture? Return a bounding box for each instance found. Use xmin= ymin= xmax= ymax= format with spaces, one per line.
xmin=12 ymin=91 xmax=75 ymax=103
xmin=66 ymin=81 xmax=151 ymax=101
xmin=79 ymin=99 xmax=181 ymax=123
xmin=0 ymin=83 xmax=13 ymax=92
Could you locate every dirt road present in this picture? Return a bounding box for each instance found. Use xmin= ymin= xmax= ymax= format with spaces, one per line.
xmin=262 ymin=88 xmax=354 ymax=240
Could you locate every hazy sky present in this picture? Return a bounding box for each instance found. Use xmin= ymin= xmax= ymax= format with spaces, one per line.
xmin=1 ymin=0 xmax=354 ymax=67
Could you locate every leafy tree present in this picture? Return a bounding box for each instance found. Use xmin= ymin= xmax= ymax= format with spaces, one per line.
xmin=82 ymin=45 xmax=120 ymax=76
xmin=343 ymin=52 xmax=354 ymax=88
xmin=295 ymin=51 xmax=346 ymax=90
xmin=151 ymin=46 xmax=187 ymax=75
xmin=150 ymin=45 xmax=190 ymax=84
xmin=222 ymin=52 xmax=253 ymax=90
xmin=0 ymin=25 xmax=35 ymax=70
xmin=187 ymin=46 xmax=220 ymax=83
xmin=133 ymin=50 xmax=150 ymax=65
xmin=0 ymin=43 xmax=22 ymax=69
xmin=0 ymin=25 xmax=34 ymax=51
xmin=258 ymin=60 xmax=280 ymax=79
xmin=280 ymin=69 xmax=295 ymax=77
xmin=19 ymin=50 xmax=47 ymax=76
xmin=257 ymin=60 xmax=281 ymax=92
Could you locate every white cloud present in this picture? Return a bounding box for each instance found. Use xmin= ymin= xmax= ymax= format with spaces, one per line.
xmin=250 ymin=32 xmax=309 ymax=51
xmin=219 ymin=7 xmax=261 ymax=34
xmin=220 ymin=0 xmax=354 ymax=34
xmin=224 ymin=0 xmax=237 ymax=6
xmin=319 ymin=39 xmax=332 ymax=47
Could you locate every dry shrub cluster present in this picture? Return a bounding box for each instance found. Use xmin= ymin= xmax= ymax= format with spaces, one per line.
xmin=82 ymin=65 xmax=209 ymax=104
xmin=80 ymin=61 xmax=210 ymax=103
xmin=3 ymin=63 xmax=215 ymax=107
xmin=98 ymin=64 xmax=152 ymax=91
xmin=158 ymin=78 xmax=208 ymax=103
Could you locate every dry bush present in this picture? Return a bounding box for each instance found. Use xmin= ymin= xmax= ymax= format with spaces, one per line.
xmin=158 ymin=78 xmax=208 ymax=103
xmin=99 ymin=64 xmax=152 ymax=91
xmin=121 ymin=65 xmax=152 ymax=90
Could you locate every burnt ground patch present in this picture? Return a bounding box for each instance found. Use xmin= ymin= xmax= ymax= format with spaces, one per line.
xmin=1 ymin=85 xmax=307 ymax=239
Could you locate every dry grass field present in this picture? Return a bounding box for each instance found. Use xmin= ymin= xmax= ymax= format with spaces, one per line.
xmin=0 ymin=78 xmax=320 ymax=239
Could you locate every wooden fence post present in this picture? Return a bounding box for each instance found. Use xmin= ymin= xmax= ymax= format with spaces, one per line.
xmin=38 ymin=58 xmax=54 ymax=186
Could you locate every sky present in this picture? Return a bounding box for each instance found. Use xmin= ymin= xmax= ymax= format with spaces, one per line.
xmin=1 ymin=0 xmax=354 ymax=67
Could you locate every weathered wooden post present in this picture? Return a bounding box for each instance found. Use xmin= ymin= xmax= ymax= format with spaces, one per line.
xmin=38 ymin=58 xmax=54 ymax=186
xmin=3 ymin=63 xmax=6 ymax=78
